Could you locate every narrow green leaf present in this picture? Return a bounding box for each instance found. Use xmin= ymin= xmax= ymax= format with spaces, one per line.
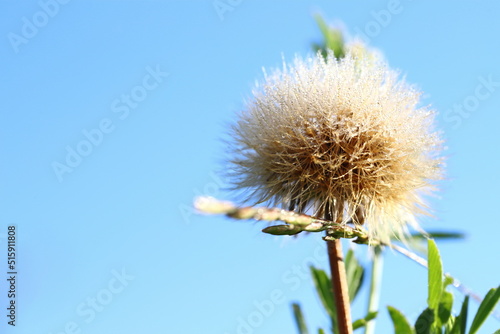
xmin=344 ymin=249 xmax=354 ymax=269
xmin=438 ymin=291 xmax=454 ymax=326
xmin=325 ymin=29 xmax=345 ymax=59
xmin=318 ymin=329 xmax=326 ymax=334
xmin=409 ymin=231 xmax=466 ymax=240
xmin=365 ymin=311 xmax=378 ymax=321
xmin=352 ymin=319 xmax=365 ymax=331
xmin=388 ymin=306 xmax=414 ymax=334
xmin=310 ymin=266 xmax=338 ymax=333
xmin=310 ymin=266 xmax=335 ymax=317
xmin=449 ymin=296 xmax=468 ymax=334
xmin=312 ymin=13 xmax=345 ymax=59
xmin=352 ymin=311 xmax=378 ymax=330
xmin=444 ymin=315 xmax=456 ymax=334
xmin=428 ymin=239 xmax=444 ymax=310
xmin=292 ymin=303 xmax=309 ymax=334
xmin=313 ymin=14 xmax=330 ymax=43
xmin=469 ymin=286 xmax=500 ymax=334
xmin=345 ymin=249 xmax=365 ymax=302
xmin=415 ymin=308 xmax=435 ymax=334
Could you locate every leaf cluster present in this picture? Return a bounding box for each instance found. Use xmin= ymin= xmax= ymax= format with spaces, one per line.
xmin=387 ymin=240 xmax=500 ymax=334
xmin=292 ymin=240 xmax=500 ymax=334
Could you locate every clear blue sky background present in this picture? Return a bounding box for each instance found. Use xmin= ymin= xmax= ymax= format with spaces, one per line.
xmin=1 ymin=1 xmax=499 ymax=333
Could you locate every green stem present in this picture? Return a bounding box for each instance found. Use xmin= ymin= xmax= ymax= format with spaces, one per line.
xmin=364 ymin=245 xmax=384 ymax=334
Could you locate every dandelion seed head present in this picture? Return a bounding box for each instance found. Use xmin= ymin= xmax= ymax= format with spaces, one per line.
xmin=228 ymin=46 xmax=443 ymax=243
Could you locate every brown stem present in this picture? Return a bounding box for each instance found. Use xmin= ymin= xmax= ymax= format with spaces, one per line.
xmin=324 ymin=202 xmax=352 ymax=334
xmin=325 ymin=232 xmax=352 ymax=334
xmin=327 ymin=238 xmax=352 ymax=334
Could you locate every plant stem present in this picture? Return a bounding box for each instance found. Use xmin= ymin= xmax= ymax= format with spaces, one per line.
xmin=364 ymin=245 xmax=383 ymax=334
xmin=327 ymin=238 xmax=353 ymax=334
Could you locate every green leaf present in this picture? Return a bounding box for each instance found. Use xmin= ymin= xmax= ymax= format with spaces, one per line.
xmin=409 ymin=231 xmax=466 ymax=241
xmin=310 ymin=266 xmax=336 ymax=317
xmin=492 ymin=330 xmax=500 ymax=334
xmin=444 ymin=315 xmax=456 ymax=334
xmin=428 ymin=239 xmax=444 ymax=311
xmin=292 ymin=303 xmax=309 ymax=334
xmin=387 ymin=306 xmax=414 ymax=334
xmin=345 ymin=249 xmax=365 ymax=302
xmin=438 ymin=291 xmax=454 ymax=326
xmin=352 ymin=311 xmax=378 ymax=330
xmin=313 ymin=13 xmax=345 ymax=59
xmin=318 ymin=329 xmax=326 ymax=334
xmin=310 ymin=266 xmax=338 ymax=333
xmin=415 ymin=308 xmax=435 ymax=334
xmin=313 ymin=13 xmax=330 ymax=43
xmin=469 ymin=286 xmax=500 ymax=334
xmin=449 ymin=296 xmax=468 ymax=334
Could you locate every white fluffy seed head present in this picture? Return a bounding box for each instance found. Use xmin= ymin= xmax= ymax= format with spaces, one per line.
xmin=228 ymin=46 xmax=443 ymax=243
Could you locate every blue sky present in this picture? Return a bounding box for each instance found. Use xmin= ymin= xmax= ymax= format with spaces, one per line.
xmin=1 ymin=0 xmax=500 ymax=333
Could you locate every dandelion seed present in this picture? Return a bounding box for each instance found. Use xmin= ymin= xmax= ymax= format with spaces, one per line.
xmin=228 ymin=45 xmax=443 ymax=243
